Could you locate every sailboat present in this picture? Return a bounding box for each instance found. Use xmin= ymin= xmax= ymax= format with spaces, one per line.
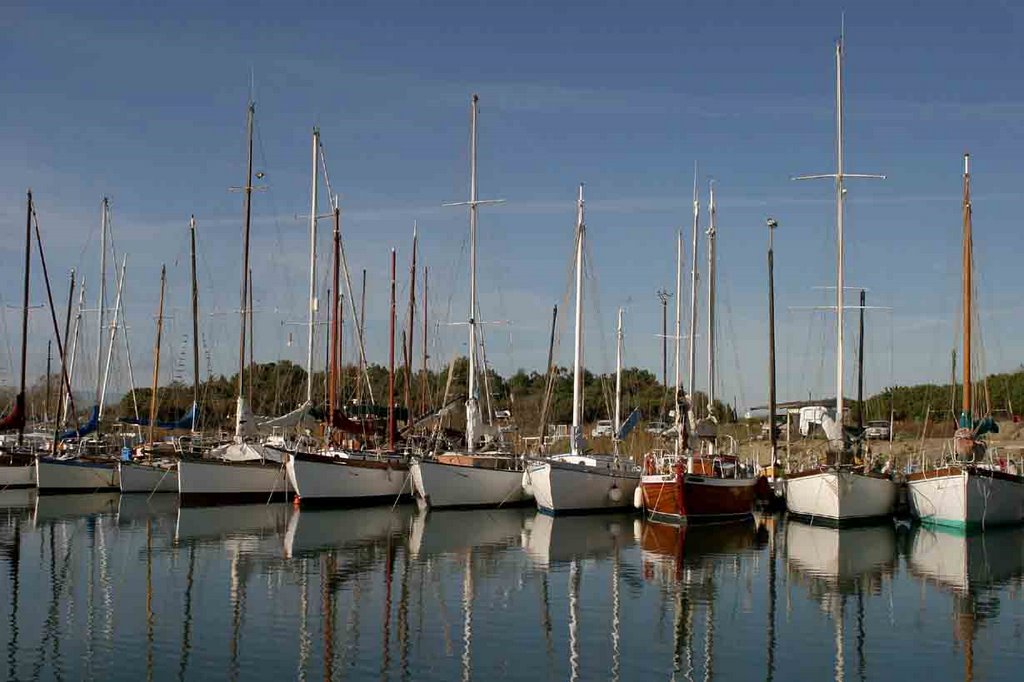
xmin=526 ymin=185 xmax=640 ymax=514
xmin=641 ymin=183 xmax=757 ymax=523
xmin=177 ymin=101 xmax=290 ymax=506
xmin=37 ymin=197 xmax=119 ymax=493
xmin=282 ymin=130 xmax=411 ymax=505
xmin=410 ymin=95 xmax=531 ymax=510
xmin=0 ymin=191 xmax=40 ymax=489
xmin=906 ymin=155 xmax=1024 ymax=529
xmin=783 ymin=36 xmax=897 ymax=524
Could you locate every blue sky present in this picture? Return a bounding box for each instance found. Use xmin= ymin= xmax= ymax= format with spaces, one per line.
xmin=3 ymin=0 xmax=1024 ymax=413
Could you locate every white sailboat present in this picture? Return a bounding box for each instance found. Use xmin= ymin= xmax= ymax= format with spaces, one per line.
xmin=282 ymin=130 xmax=411 ymax=505
xmin=526 ymin=185 xmax=640 ymax=514
xmin=906 ymin=155 xmax=1024 ymax=529
xmin=38 ymin=197 xmax=120 ymax=494
xmin=177 ymin=101 xmax=290 ymax=506
xmin=410 ymin=94 xmax=531 ymax=510
xmin=784 ymin=36 xmax=896 ymax=524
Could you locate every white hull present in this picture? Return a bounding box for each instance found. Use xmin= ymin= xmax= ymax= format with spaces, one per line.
xmin=784 ymin=468 xmax=896 ymax=523
xmin=411 ymin=459 xmax=530 ymax=509
xmin=528 ymin=457 xmax=640 ymax=514
xmin=908 ymin=468 xmax=1024 ymax=529
xmin=36 ymin=458 xmax=119 ymax=493
xmin=286 ymin=455 xmax=410 ymax=503
xmin=177 ymin=458 xmax=290 ymax=506
xmin=0 ymin=463 xmax=35 ymax=488
xmin=118 ymin=461 xmax=178 ymax=493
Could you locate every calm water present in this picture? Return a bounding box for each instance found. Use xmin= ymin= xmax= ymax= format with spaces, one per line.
xmin=1 ymin=492 xmax=1023 ymax=681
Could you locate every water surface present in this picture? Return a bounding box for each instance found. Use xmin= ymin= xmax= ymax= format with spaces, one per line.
xmin=1 ymin=491 xmax=1022 ymax=680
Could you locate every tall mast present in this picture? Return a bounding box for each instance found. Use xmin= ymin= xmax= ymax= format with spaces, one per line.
xmin=237 ymin=101 xmax=255 ymax=401
xmin=614 ymin=307 xmax=623 ymax=452
xmin=421 ymin=266 xmax=429 ymax=414
xmin=794 ymin=36 xmax=884 ymax=434
xmin=95 ymin=197 xmax=109 ymax=409
xmin=767 ymin=218 xmax=779 ymax=464
xmin=857 ymin=289 xmax=866 ymax=433
xmin=467 ymin=96 xmax=480 ymax=453
xmin=189 ymin=215 xmax=200 ymax=431
xmin=706 ymin=181 xmax=717 ymax=415
xmin=962 ymin=153 xmax=972 ymax=418
xmin=388 ymin=248 xmax=397 ymax=451
xmin=329 ymin=205 xmax=341 ymax=425
xmin=445 ymin=94 xmax=504 ymax=452
xmin=357 ymin=269 xmax=367 ymax=403
xmin=571 ymin=184 xmax=586 ymax=456
xmin=17 ymin=191 xmax=32 ymax=445
xmin=406 ymin=223 xmax=417 ymax=415
xmin=687 ymin=167 xmax=700 ymax=415
xmin=147 ymin=266 xmax=166 ymax=446
xmin=834 ymin=40 xmax=846 ymax=423
xmin=305 ymin=127 xmax=320 ymax=405
xmin=674 ymin=230 xmax=684 ymax=456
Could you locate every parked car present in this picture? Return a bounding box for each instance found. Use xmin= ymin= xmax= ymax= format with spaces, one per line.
xmin=646 ymin=421 xmax=669 ymax=435
xmin=864 ymin=420 xmax=891 ymax=440
xmin=591 ymin=420 xmax=615 ymax=438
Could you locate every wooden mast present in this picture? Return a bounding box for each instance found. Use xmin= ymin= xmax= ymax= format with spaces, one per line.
xmin=328 ymin=205 xmax=341 ymax=434
xmin=537 ymin=304 xmax=558 ymax=442
xmin=405 ymin=224 xmax=417 ymax=417
xmin=147 ymin=266 xmax=167 ymax=448
xmin=236 ymin=102 xmax=255 ymax=403
xmin=857 ymin=289 xmax=866 ymax=434
xmin=420 ymin=266 xmax=429 ymax=415
xmin=388 ymin=249 xmax=397 ymax=451
xmin=767 ymin=218 xmax=778 ymax=465
xmin=189 ymin=215 xmax=200 ymax=433
xmin=357 ymin=269 xmax=367 ymax=403
xmin=16 ymin=191 xmax=32 ymax=445
xmin=962 ymin=153 xmax=972 ymax=419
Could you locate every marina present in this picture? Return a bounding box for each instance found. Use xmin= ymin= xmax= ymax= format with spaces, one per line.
xmin=6 ymin=3 xmax=1024 ymax=679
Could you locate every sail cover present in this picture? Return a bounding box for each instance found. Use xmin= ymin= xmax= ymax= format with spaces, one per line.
xmin=119 ymin=402 xmax=197 ymax=430
xmin=0 ymin=393 xmax=25 ymax=432
xmin=259 ymin=400 xmax=313 ymax=431
xmin=616 ymin=408 xmax=641 ymax=441
xmin=59 ymin=405 xmax=100 ymax=441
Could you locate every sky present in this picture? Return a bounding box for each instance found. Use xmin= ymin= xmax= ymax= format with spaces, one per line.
xmin=2 ymin=0 xmax=1024 ymax=415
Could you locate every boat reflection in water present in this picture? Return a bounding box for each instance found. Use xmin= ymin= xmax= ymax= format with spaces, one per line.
xmin=639 ymin=517 xmax=765 ymax=682
xmin=785 ymin=521 xmax=898 ymax=681
xmin=907 ymin=525 xmax=1024 ymax=681
xmin=284 ymin=505 xmax=415 ymax=558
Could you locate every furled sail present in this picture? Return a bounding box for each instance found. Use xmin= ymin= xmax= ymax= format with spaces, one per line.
xmin=59 ymin=405 xmax=100 ymax=441
xmin=0 ymin=393 xmax=25 ymax=432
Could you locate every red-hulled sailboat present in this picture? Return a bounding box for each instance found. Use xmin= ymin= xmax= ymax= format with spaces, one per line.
xmin=641 ymin=179 xmax=756 ymax=523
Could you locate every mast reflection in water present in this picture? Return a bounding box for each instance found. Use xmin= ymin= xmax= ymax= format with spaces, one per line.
xmin=1 ymin=490 xmax=1023 ymax=680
